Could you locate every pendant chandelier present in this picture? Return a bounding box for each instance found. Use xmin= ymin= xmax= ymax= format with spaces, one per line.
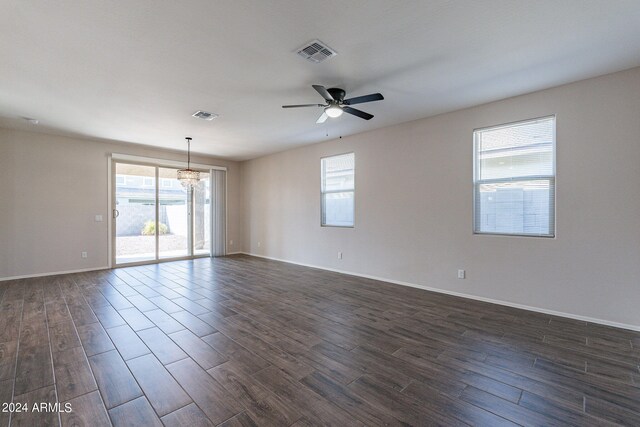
xmin=177 ymin=136 xmax=200 ymax=188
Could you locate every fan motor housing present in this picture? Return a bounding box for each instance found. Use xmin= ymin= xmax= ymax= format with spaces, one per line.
xmin=327 ymin=88 xmax=346 ymax=102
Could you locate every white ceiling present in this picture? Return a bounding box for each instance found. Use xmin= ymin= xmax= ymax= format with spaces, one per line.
xmin=2 ymin=1 xmax=640 ymax=160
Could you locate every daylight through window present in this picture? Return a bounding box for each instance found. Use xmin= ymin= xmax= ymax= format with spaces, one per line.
xmin=473 ymin=116 xmax=555 ymax=237
xmin=321 ymin=153 xmax=355 ymax=227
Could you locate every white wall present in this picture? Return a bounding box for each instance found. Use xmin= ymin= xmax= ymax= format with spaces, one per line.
xmin=241 ymin=66 xmax=640 ymax=328
xmin=0 ymin=129 xmax=241 ymax=278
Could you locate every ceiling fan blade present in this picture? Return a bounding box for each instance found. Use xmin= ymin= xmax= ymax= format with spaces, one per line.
xmin=343 ymin=93 xmax=384 ymax=105
xmin=282 ymin=104 xmax=324 ymax=108
xmin=312 ymin=85 xmax=334 ymax=101
xmin=316 ymin=112 xmax=328 ymax=124
xmin=343 ymin=106 xmax=373 ymax=120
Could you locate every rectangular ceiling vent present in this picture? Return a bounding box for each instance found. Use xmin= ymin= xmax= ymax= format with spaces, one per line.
xmin=296 ymin=39 xmax=337 ymax=63
xmin=192 ymin=110 xmax=218 ymax=120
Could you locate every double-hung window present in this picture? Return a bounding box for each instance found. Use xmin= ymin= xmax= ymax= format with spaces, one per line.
xmin=473 ymin=116 xmax=556 ymax=237
xmin=321 ymin=153 xmax=355 ymax=227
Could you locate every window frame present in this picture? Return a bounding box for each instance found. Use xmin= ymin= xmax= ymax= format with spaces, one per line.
xmin=472 ymin=115 xmax=556 ymax=238
xmin=320 ymin=152 xmax=355 ymax=228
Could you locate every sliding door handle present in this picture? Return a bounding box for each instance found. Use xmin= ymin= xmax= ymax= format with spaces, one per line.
xmin=113 ymin=209 xmax=119 ymax=219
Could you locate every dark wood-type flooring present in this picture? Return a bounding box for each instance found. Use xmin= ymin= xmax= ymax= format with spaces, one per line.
xmin=1 ymin=254 xmax=639 ymax=426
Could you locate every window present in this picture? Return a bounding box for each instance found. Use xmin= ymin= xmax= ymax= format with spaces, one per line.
xmin=115 ymin=175 xmax=125 ymax=186
xmin=473 ymin=116 xmax=555 ymax=237
xmin=161 ymin=178 xmax=173 ymax=188
xmin=321 ymin=153 xmax=355 ymax=227
xmin=142 ymin=177 xmax=153 ymax=187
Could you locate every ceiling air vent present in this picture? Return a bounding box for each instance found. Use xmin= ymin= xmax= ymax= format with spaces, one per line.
xmin=295 ymin=39 xmax=337 ymax=64
xmin=192 ymin=110 xmax=219 ymax=120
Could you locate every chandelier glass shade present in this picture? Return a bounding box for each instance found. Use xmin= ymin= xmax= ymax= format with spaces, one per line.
xmin=177 ymin=137 xmax=200 ymax=188
xmin=177 ymin=168 xmax=200 ymax=188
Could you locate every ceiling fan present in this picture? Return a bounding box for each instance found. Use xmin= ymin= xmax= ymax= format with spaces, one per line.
xmin=282 ymin=85 xmax=384 ymax=123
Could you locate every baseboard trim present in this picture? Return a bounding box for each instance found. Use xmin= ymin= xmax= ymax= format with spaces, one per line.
xmin=238 ymin=252 xmax=640 ymax=332
xmin=0 ymin=266 xmax=111 ymax=282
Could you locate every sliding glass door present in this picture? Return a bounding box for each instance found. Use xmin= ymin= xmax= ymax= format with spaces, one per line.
xmin=114 ymin=163 xmax=157 ymax=264
xmin=158 ymin=167 xmax=189 ymax=259
xmin=113 ymin=161 xmax=213 ymax=266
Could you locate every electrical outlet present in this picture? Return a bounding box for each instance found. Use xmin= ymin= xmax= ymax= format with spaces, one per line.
xmin=229 ymin=240 xmax=234 ymax=246
xmin=81 ymin=251 xmax=88 ymax=259
xmin=257 ymin=241 xmax=261 ymax=248
xmin=337 ymin=251 xmax=342 ymax=260
xmin=457 ymin=269 xmax=465 ymax=279
xmin=95 ymin=215 xmax=103 ymax=222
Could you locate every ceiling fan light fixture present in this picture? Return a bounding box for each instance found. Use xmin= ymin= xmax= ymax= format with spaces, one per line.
xmin=325 ymin=105 xmax=343 ymax=118
xmin=282 ymin=85 xmax=382 ymax=122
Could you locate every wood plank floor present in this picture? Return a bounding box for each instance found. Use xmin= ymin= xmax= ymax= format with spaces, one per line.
xmin=1 ymin=254 xmax=639 ymax=426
